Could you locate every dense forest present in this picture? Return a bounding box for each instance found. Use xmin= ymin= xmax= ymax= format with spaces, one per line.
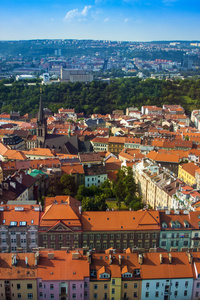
xmin=0 ymin=78 xmax=200 ymax=116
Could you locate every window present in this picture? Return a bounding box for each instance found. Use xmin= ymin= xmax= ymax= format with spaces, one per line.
xmin=184 ymin=240 xmax=188 ymax=246
xmin=50 ymin=295 xmax=54 ymax=299
xmin=28 ymin=294 xmax=33 ymax=299
xmin=162 ymin=222 xmax=167 ymax=228
xmin=94 ymin=284 xmax=98 ymax=290
xmin=84 ymin=282 xmax=87 ymax=289
xmin=103 ymin=234 xmax=107 ymax=239
xmin=138 ymin=233 xmax=143 ymax=239
xmin=146 ymin=283 xmax=149 ymax=288
xmin=185 ymin=281 xmax=188 ymax=288
xmin=90 ymin=234 xmax=94 ymax=240
xmin=124 ymin=283 xmax=127 ymax=289
xmin=162 ymin=233 xmax=167 ymax=239
xmin=130 ymin=233 xmax=134 ymax=239
xmin=145 ymin=292 xmax=149 ymax=298
xmin=10 ymin=221 xmax=17 ymax=226
xmin=116 ymin=233 xmax=121 ymax=239
xmin=17 ymin=284 xmax=21 ymax=290
xmin=104 ymin=284 xmax=108 ymax=289
xmin=134 ymin=292 xmax=138 ymax=298
xmin=18 ymin=294 xmax=21 ymax=299
xmin=19 ymin=221 xmax=26 ymax=226
xmin=174 ymin=291 xmax=178 ymax=297
xmin=184 ymin=290 xmax=187 ymax=296
xmin=112 ymin=279 xmax=115 ymax=285
xmin=197 ymin=282 xmax=200 ymax=288
xmin=161 ymin=241 xmax=166 ymax=247
xmin=94 ymin=293 xmax=97 ymax=299
xmin=39 ymin=292 xmax=43 ymax=297
xmin=96 ymin=234 xmax=101 ymax=239
xmin=145 ymin=233 xmax=150 ymax=238
xmin=104 ymin=293 xmax=108 ymax=299
xmin=73 ymin=294 xmax=76 ymax=299
xmin=155 ymin=291 xmax=159 ymax=297
xmin=196 ymin=292 xmax=199 ymax=297
xmin=50 ymin=284 xmax=54 ymax=290
xmin=134 ymin=283 xmax=138 ymax=289
xmin=175 ymin=282 xmax=179 ymax=288
xmin=27 ymin=284 xmax=32 ymax=289
xmin=156 ymin=282 xmax=159 ymax=289
xmin=112 ymin=288 xmax=115 ymax=294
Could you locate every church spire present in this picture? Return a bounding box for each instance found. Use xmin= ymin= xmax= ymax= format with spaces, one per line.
xmin=38 ymin=88 xmax=44 ymax=123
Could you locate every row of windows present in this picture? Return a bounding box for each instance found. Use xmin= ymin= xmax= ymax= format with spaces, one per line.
xmin=145 ymin=291 xmax=188 ymax=298
xmin=145 ymin=281 xmax=189 ymax=289
xmin=94 ymin=292 xmax=138 ymax=299
xmin=94 ymin=283 xmax=138 ymax=289
xmin=162 ymin=233 xmax=189 ymax=238
xmin=43 ymin=234 xmax=79 ymax=240
xmin=83 ymin=233 xmax=157 ymax=240
xmin=39 ymin=282 xmax=88 ymax=289
xmin=161 ymin=240 xmax=188 ymax=247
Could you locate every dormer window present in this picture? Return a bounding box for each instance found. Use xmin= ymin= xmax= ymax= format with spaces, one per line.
xmin=122 ymin=272 xmax=132 ymax=278
xmin=184 ymin=221 xmax=189 ymax=228
xmin=171 ymin=221 xmax=175 ymax=228
xmin=99 ymin=273 xmax=110 ymax=279
xmin=162 ymin=222 xmax=167 ymax=229
xmin=176 ymin=221 xmax=181 ymax=228
xmin=3 ymin=219 xmax=5 ymax=224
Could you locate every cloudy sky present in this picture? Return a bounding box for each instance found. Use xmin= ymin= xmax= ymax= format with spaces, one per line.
xmin=0 ymin=0 xmax=200 ymax=41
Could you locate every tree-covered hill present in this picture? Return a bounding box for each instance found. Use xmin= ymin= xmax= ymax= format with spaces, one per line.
xmin=0 ymin=78 xmax=200 ymax=116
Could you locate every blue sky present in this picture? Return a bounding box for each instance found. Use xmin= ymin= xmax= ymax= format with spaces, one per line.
xmin=0 ymin=0 xmax=200 ymax=41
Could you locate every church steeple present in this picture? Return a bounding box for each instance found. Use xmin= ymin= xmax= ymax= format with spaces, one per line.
xmin=36 ymin=87 xmax=47 ymax=147
xmin=38 ymin=88 xmax=44 ymax=123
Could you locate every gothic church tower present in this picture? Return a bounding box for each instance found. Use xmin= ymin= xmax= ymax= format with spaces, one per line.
xmin=36 ymin=89 xmax=47 ymax=148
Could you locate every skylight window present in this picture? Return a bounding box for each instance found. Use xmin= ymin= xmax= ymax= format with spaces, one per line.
xmin=10 ymin=221 xmax=17 ymax=226
xmin=19 ymin=221 xmax=27 ymax=226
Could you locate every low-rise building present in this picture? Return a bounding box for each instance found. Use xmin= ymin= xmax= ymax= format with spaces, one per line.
xmin=0 ymin=202 xmax=40 ymax=252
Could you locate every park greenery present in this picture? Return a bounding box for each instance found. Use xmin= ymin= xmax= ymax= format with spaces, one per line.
xmin=1 ymin=77 xmax=200 ymax=116
xmin=47 ymin=167 xmax=143 ymax=211
xmin=76 ymin=167 xmax=143 ymax=211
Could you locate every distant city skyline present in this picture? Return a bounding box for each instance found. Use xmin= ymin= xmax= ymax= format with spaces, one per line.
xmin=0 ymin=0 xmax=200 ymax=42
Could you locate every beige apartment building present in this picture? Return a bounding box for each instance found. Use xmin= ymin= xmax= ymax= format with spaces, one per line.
xmin=135 ymin=159 xmax=176 ymax=209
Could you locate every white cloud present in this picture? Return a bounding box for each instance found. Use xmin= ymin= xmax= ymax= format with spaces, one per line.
xmin=81 ymin=5 xmax=92 ymax=16
xmin=104 ymin=17 xmax=110 ymax=22
xmin=64 ymin=6 xmax=92 ymax=22
xmin=64 ymin=8 xmax=79 ymax=21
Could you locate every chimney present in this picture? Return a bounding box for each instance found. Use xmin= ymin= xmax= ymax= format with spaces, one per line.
xmin=25 ymin=257 xmax=28 ymax=267
xmin=159 ymin=254 xmax=163 ymax=264
xmin=48 ymin=253 xmax=54 ymax=260
xmin=109 ymin=254 xmax=112 ymax=265
xmin=168 ymin=253 xmax=172 ymax=264
xmin=72 ymin=252 xmax=79 ymax=260
xmin=79 ymin=206 xmax=82 ymax=215
xmin=87 ymin=252 xmax=91 ymax=264
xmin=12 ymin=254 xmax=17 ymax=266
xmin=187 ymin=252 xmax=193 ymax=264
xmin=138 ymin=253 xmax=143 ymax=265
xmin=119 ymin=255 xmax=122 ymax=266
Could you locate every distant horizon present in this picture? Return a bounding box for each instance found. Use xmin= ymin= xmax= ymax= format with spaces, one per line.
xmin=1 ymin=0 xmax=200 ymax=42
xmin=0 ymin=38 xmax=200 ymax=43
